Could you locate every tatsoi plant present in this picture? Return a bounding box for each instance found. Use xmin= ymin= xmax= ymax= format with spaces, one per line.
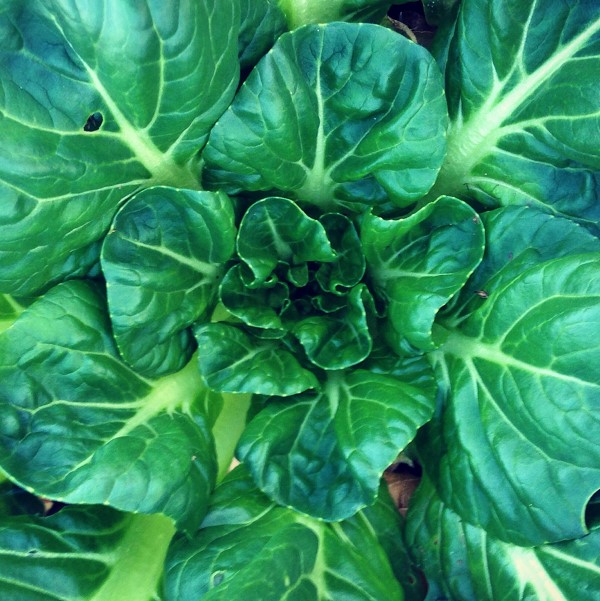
xmin=0 ymin=0 xmax=599 ymax=599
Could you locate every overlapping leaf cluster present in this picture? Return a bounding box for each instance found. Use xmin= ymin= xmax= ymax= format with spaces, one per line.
xmin=1 ymin=0 xmax=599 ymax=599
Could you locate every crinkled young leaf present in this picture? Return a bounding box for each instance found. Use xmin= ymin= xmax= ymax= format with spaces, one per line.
xmin=316 ymin=213 xmax=365 ymax=293
xmin=0 ymin=281 xmax=217 ymax=533
xmin=362 ymin=195 xmax=484 ymax=355
xmin=429 ymin=0 xmax=600 ymax=231
xmin=195 ymin=323 xmax=319 ymax=396
xmin=219 ymin=264 xmax=289 ymax=330
xmin=421 ymin=254 xmax=600 ymax=546
xmin=238 ymin=0 xmax=287 ymax=71
xmin=276 ymin=0 xmax=397 ymax=29
xmin=0 ymin=505 xmax=174 ymax=601
xmin=292 ymin=284 xmax=374 ymax=369
xmin=236 ymin=197 xmax=335 ymax=283
xmin=101 ymin=187 xmax=236 ymax=377
xmin=164 ymin=467 xmax=404 ymax=601
xmin=405 ymin=476 xmax=600 ymax=601
xmin=203 ymin=22 xmax=448 ymax=212
xmin=0 ymin=0 xmax=240 ymax=295
xmin=238 ymin=357 xmax=435 ymax=520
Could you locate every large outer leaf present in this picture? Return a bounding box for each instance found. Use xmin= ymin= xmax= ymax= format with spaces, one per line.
xmin=0 ymin=281 xmax=217 ymax=533
xmin=429 ymin=0 xmax=600 ymax=230
xmin=362 ymin=196 xmax=484 ymax=355
xmin=420 ymin=254 xmax=600 ymax=545
xmin=101 ymin=187 xmax=236 ymax=377
xmin=203 ymin=22 xmax=448 ymax=212
xmin=0 ymin=505 xmax=174 ymax=601
xmin=237 ymin=356 xmax=435 ymax=520
xmin=164 ymin=467 xmax=404 ymax=601
xmin=0 ymin=0 xmax=239 ymax=295
xmin=405 ymin=476 xmax=600 ymax=601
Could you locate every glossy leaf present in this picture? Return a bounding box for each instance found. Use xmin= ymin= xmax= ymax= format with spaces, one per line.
xmin=0 ymin=281 xmax=217 ymax=533
xmin=362 ymin=196 xmax=484 ymax=355
xmin=203 ymin=22 xmax=448 ymax=212
xmin=447 ymin=206 xmax=600 ymax=322
xmin=405 ymin=476 xmax=600 ymax=601
xmin=292 ymin=284 xmax=374 ymax=369
xmin=236 ymin=197 xmax=335 ymax=283
xmin=219 ymin=264 xmax=289 ymax=330
xmin=238 ymin=357 xmax=436 ymax=520
xmin=238 ymin=0 xmax=287 ymax=71
xmin=0 ymin=0 xmax=239 ymax=295
xmin=102 ymin=187 xmax=236 ymax=377
xmin=421 ymin=254 xmax=600 ymax=545
xmin=316 ymin=213 xmax=365 ymax=293
xmin=429 ymin=0 xmax=600 ymax=231
xmin=164 ymin=467 xmax=404 ymax=601
xmin=0 ymin=505 xmax=174 ymax=601
xmin=195 ymin=323 xmax=319 ymax=396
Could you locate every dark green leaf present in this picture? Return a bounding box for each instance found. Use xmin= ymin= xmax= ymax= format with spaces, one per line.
xmin=239 ymin=0 xmax=287 ymax=71
xmin=362 ymin=196 xmax=484 ymax=354
xmin=164 ymin=467 xmax=404 ymax=601
xmin=219 ymin=264 xmax=289 ymax=330
xmin=420 ymin=254 xmax=600 ymax=545
xmin=0 ymin=281 xmax=217 ymax=533
xmin=195 ymin=323 xmax=319 ymax=396
xmin=292 ymin=284 xmax=374 ymax=369
xmin=102 ymin=187 xmax=236 ymax=377
xmin=316 ymin=213 xmax=365 ymax=293
xmin=0 ymin=505 xmax=173 ymax=601
xmin=0 ymin=0 xmax=240 ymax=295
xmin=238 ymin=357 xmax=435 ymax=520
xmin=428 ymin=0 xmax=600 ymax=231
xmin=236 ymin=197 xmax=335 ymax=283
xmin=405 ymin=476 xmax=600 ymax=601
xmin=203 ymin=22 xmax=448 ymax=212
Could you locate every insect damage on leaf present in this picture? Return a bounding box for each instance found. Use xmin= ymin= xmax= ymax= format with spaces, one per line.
xmin=83 ymin=112 xmax=104 ymax=132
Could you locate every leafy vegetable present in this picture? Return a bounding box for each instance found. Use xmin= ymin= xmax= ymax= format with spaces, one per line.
xmin=1 ymin=0 xmax=599 ymax=598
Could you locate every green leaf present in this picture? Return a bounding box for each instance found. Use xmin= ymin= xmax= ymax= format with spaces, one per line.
xmin=405 ymin=476 xmax=600 ymax=601
xmin=428 ymin=0 xmax=600 ymax=231
xmin=238 ymin=0 xmax=287 ymax=71
xmin=446 ymin=206 xmax=600 ymax=323
xmin=362 ymin=196 xmax=484 ymax=355
xmin=0 ymin=294 xmax=28 ymax=335
xmin=101 ymin=187 xmax=236 ymax=377
xmin=236 ymin=197 xmax=335 ymax=284
xmin=164 ymin=467 xmax=404 ymax=601
xmin=0 ymin=505 xmax=174 ymax=601
xmin=238 ymin=357 xmax=436 ymax=520
xmin=276 ymin=0 xmax=396 ymax=29
xmin=203 ymin=22 xmax=448 ymax=212
xmin=219 ymin=264 xmax=289 ymax=330
xmin=0 ymin=281 xmax=217 ymax=533
xmin=316 ymin=213 xmax=366 ymax=293
xmin=421 ymin=254 xmax=600 ymax=545
xmin=195 ymin=323 xmax=319 ymax=396
xmin=292 ymin=285 xmax=374 ymax=369
xmin=0 ymin=0 xmax=240 ymax=295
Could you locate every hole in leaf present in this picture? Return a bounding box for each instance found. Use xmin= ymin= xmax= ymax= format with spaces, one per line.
xmin=210 ymin=571 xmax=225 ymax=587
xmin=585 ymin=489 xmax=600 ymax=529
xmin=83 ymin=112 xmax=103 ymax=132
